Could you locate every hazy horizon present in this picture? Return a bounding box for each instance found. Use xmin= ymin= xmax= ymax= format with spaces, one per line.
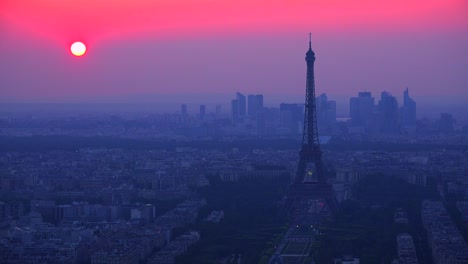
xmin=2 ymin=1 xmax=467 ymax=106
xmin=1 ymin=92 xmax=466 ymax=120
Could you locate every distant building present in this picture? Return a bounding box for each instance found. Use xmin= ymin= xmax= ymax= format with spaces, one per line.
xmin=92 ymin=245 xmax=138 ymax=264
xmin=394 ymin=208 xmax=409 ymax=224
xmin=400 ymin=88 xmax=416 ymax=129
xmin=316 ymin=93 xmax=336 ymax=134
xmin=335 ymin=168 xmax=426 ymax=186
xmin=236 ymin=92 xmax=246 ymax=118
xmin=422 ymin=200 xmax=468 ymax=263
xmin=279 ymin=103 xmax=303 ymax=135
xmin=131 ymin=204 xmax=156 ymax=223
xmin=31 ymin=200 xmax=55 ymax=223
xmin=0 ymin=201 xmax=24 ymax=220
xmin=333 ymin=255 xmax=360 ymax=264
xmin=439 ymin=113 xmax=454 ymax=133
xmin=248 ymin=94 xmax=264 ymax=118
xmin=181 ymin=104 xmax=188 ymax=116
xmin=350 ymin=92 xmax=375 ymax=130
xmin=378 ymin=91 xmax=399 ymax=134
xmin=215 ymin=104 xmax=222 ymax=115
xmin=219 ymin=164 xmax=291 ymax=182
xmin=231 ymin=92 xmax=247 ymax=124
xmin=394 ymin=233 xmax=418 ymax=264
xmin=199 ymin=104 xmax=206 ymax=120
xmin=257 ymin=107 xmax=281 ymax=135
xmin=231 ymin=99 xmax=239 ymax=124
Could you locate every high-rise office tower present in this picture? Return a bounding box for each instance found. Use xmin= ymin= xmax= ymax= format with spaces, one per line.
xmin=400 ymin=88 xmax=416 ymax=128
xmin=350 ymin=92 xmax=375 ymax=127
xmin=280 ymin=103 xmax=303 ymax=135
xmin=378 ymin=91 xmax=399 ymax=134
xmin=317 ymin=93 xmax=328 ymax=112
xmin=231 ymin=99 xmax=239 ymax=124
xmin=328 ymin=100 xmax=337 ymax=122
xmin=316 ymin=93 xmax=336 ymax=133
xmin=199 ymin=105 xmax=206 ymax=120
xmin=236 ymin=92 xmax=246 ymax=118
xmin=181 ymin=104 xmax=188 ymax=116
xmin=248 ymin=94 xmax=264 ymax=118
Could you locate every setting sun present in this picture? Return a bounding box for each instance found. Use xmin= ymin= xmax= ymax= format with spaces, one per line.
xmin=70 ymin=42 xmax=86 ymax=56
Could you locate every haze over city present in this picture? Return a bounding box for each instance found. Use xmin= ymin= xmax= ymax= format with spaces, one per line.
xmin=1 ymin=1 xmax=468 ymax=264
xmin=1 ymin=0 xmax=467 ymax=119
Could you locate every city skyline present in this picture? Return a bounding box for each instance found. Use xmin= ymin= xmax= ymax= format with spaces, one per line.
xmin=1 ymin=89 xmax=465 ymax=121
xmin=1 ymin=1 xmax=467 ymax=263
xmin=1 ymin=1 xmax=467 ymax=103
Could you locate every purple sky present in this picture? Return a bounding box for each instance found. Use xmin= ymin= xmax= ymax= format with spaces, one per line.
xmin=1 ymin=0 xmax=467 ymax=117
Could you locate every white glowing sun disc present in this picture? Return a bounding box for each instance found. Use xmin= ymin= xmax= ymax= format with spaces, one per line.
xmin=71 ymin=42 xmax=86 ymax=56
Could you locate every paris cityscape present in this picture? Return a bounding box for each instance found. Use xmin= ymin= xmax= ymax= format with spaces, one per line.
xmin=1 ymin=1 xmax=468 ymax=264
xmin=1 ymin=40 xmax=467 ymax=263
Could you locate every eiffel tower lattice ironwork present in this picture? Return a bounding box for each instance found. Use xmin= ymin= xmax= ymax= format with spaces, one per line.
xmin=285 ymin=34 xmax=337 ymax=223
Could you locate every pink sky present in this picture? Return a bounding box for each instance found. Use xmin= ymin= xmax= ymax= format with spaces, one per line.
xmin=1 ymin=0 xmax=467 ymax=103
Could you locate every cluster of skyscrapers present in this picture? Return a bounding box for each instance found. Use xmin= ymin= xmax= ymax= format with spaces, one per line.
xmin=229 ymin=92 xmax=335 ymax=131
xmin=228 ymin=89 xmax=416 ymax=136
xmin=173 ymin=87 xmax=456 ymax=137
xmin=231 ymin=92 xmax=264 ymax=124
xmin=349 ymin=88 xmax=416 ymax=134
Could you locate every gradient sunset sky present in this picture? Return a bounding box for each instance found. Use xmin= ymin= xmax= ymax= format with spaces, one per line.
xmin=1 ymin=0 xmax=467 ymax=108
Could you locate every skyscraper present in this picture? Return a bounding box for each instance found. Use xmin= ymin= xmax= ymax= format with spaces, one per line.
xmin=400 ymin=88 xmax=416 ymax=128
xmin=316 ymin=93 xmax=336 ymax=134
xmin=378 ymin=91 xmax=399 ymax=134
xmin=231 ymin=99 xmax=239 ymax=124
xmin=280 ymin=103 xmax=303 ymax=135
xmin=350 ymin=92 xmax=375 ymax=127
xmin=247 ymin=94 xmax=264 ymax=118
xmin=236 ymin=92 xmax=246 ymax=118
xmin=181 ymin=104 xmax=188 ymax=116
xmin=199 ymin=104 xmax=206 ymax=120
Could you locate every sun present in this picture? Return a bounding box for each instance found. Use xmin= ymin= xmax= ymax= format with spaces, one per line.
xmin=70 ymin=42 xmax=86 ymax=56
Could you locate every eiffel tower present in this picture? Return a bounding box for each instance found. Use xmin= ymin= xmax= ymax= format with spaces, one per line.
xmin=285 ymin=34 xmax=337 ymax=224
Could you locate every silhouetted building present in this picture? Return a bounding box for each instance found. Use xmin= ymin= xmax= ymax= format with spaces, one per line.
xmin=131 ymin=204 xmax=156 ymax=224
xmin=215 ymin=105 xmax=222 ymax=115
xmin=439 ymin=113 xmax=454 ymax=133
xmin=400 ymin=88 xmax=416 ymax=129
xmin=279 ymin=103 xmax=303 ymax=135
xmin=199 ymin=105 xmax=206 ymax=120
xmin=395 ymin=233 xmax=418 ymax=264
xmin=349 ymin=92 xmax=376 ymax=134
xmin=257 ymin=107 xmax=280 ymax=136
xmin=350 ymin=92 xmax=374 ymax=128
xmin=31 ymin=200 xmax=55 ymax=223
xmin=316 ymin=93 xmax=336 ymax=134
xmin=92 ymin=245 xmax=138 ymax=264
xmin=378 ymin=92 xmax=399 ymax=134
xmin=248 ymin=94 xmax=264 ymax=118
xmin=181 ymin=104 xmax=188 ymax=116
xmin=236 ymin=92 xmax=246 ymax=118
xmin=231 ymin=99 xmax=239 ymax=124
xmin=0 ymin=201 xmax=24 ymax=220
xmin=232 ymin=92 xmax=247 ymax=124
